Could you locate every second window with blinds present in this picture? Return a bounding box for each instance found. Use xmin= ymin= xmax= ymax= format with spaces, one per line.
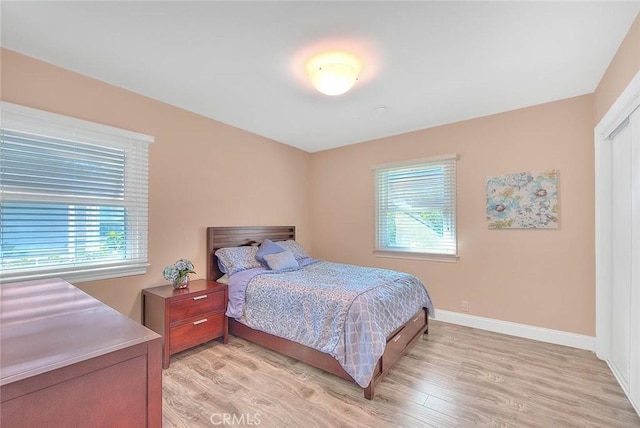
xmin=373 ymin=154 xmax=458 ymax=260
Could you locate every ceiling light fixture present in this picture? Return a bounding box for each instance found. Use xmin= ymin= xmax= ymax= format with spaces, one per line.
xmin=306 ymin=51 xmax=362 ymax=96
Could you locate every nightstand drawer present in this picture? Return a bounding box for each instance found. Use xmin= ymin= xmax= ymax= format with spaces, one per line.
xmin=169 ymin=312 xmax=225 ymax=354
xmin=169 ymin=290 xmax=225 ymax=324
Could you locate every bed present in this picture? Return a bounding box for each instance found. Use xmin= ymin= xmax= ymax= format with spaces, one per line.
xmin=206 ymin=226 xmax=433 ymax=400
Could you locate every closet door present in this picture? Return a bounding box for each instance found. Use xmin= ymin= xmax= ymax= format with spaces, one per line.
xmin=629 ymin=108 xmax=640 ymax=409
xmin=608 ymin=106 xmax=640 ymax=409
xmin=610 ymin=117 xmax=632 ymax=389
xmin=596 ymin=72 xmax=640 ymax=415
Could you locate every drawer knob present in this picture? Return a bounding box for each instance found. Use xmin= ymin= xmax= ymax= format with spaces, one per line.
xmin=393 ymin=334 xmax=402 ymax=342
xmin=193 ymin=295 xmax=207 ymax=301
xmin=413 ymin=317 xmax=419 ymax=323
xmin=193 ymin=318 xmax=208 ymax=325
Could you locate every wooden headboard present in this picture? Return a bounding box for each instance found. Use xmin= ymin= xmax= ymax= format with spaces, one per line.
xmin=206 ymin=226 xmax=296 ymax=280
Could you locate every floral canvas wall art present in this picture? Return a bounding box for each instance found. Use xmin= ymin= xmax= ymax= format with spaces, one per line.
xmin=486 ymin=170 xmax=558 ymax=229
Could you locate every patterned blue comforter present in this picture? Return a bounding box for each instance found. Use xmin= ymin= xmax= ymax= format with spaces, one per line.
xmin=227 ymin=260 xmax=433 ymax=387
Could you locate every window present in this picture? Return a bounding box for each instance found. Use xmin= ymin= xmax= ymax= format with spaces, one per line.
xmin=1 ymin=103 xmax=153 ymax=283
xmin=374 ymin=154 xmax=457 ymax=259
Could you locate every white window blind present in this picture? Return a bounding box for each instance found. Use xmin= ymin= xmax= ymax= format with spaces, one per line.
xmin=374 ymin=154 xmax=457 ymax=257
xmin=0 ymin=102 xmax=153 ymax=283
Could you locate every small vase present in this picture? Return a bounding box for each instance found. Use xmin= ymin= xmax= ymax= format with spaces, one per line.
xmin=173 ymin=274 xmax=190 ymax=289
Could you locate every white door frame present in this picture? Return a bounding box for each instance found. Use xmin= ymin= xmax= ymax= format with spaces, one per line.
xmin=594 ymin=70 xmax=640 ymax=361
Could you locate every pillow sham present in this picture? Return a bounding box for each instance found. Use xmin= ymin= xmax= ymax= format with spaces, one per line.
xmin=216 ymin=274 xmax=229 ymax=284
xmin=217 ymin=258 xmax=228 ymax=274
xmin=276 ymin=240 xmax=310 ymax=260
xmin=215 ymin=246 xmax=263 ymax=276
xmin=255 ymin=238 xmax=285 ymax=264
xmin=263 ymin=250 xmax=299 ymax=271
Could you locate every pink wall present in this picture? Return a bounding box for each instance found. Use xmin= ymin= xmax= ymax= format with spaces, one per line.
xmin=595 ymin=13 xmax=640 ymax=123
xmin=1 ymin=48 xmax=311 ymax=322
xmin=309 ymin=95 xmax=595 ymax=335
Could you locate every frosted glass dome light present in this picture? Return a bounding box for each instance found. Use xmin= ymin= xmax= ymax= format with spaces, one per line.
xmin=306 ymin=51 xmax=362 ymax=96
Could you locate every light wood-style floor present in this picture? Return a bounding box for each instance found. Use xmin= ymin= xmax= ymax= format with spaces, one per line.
xmin=162 ymin=321 xmax=640 ymax=427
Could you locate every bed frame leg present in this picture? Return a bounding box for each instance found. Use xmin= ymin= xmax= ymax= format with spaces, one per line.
xmin=364 ymin=384 xmax=374 ymax=400
xmin=424 ymin=311 xmax=429 ymax=335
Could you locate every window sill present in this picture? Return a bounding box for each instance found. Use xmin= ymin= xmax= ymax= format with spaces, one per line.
xmin=373 ymin=250 xmax=459 ymax=263
xmin=1 ymin=263 xmax=149 ymax=284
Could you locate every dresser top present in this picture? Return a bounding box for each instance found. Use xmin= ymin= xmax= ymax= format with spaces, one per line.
xmin=1 ymin=278 xmax=160 ymax=386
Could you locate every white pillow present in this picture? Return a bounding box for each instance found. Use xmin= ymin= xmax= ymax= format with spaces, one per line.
xmin=216 ymin=274 xmax=229 ymax=284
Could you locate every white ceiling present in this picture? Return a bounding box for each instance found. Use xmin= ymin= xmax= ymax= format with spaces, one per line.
xmin=2 ymin=1 xmax=639 ymax=153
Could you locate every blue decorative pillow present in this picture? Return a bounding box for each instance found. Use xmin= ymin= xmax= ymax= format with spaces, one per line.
xmin=276 ymin=240 xmax=310 ymax=260
xmin=255 ymin=239 xmax=285 ymax=264
xmin=215 ymin=246 xmax=263 ymax=276
xmin=263 ymin=250 xmax=299 ymax=271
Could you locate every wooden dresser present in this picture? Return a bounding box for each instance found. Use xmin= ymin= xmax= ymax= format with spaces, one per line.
xmin=142 ymin=279 xmax=228 ymax=368
xmin=0 ymin=278 xmax=162 ymax=428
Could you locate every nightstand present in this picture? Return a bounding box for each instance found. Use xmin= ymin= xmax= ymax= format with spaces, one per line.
xmin=142 ymin=279 xmax=228 ymax=368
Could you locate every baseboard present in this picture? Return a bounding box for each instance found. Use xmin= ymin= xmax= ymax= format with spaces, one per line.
xmin=434 ymin=310 xmax=596 ymax=351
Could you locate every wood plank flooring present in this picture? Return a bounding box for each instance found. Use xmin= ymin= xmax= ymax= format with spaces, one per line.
xmin=162 ymin=321 xmax=640 ymax=427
